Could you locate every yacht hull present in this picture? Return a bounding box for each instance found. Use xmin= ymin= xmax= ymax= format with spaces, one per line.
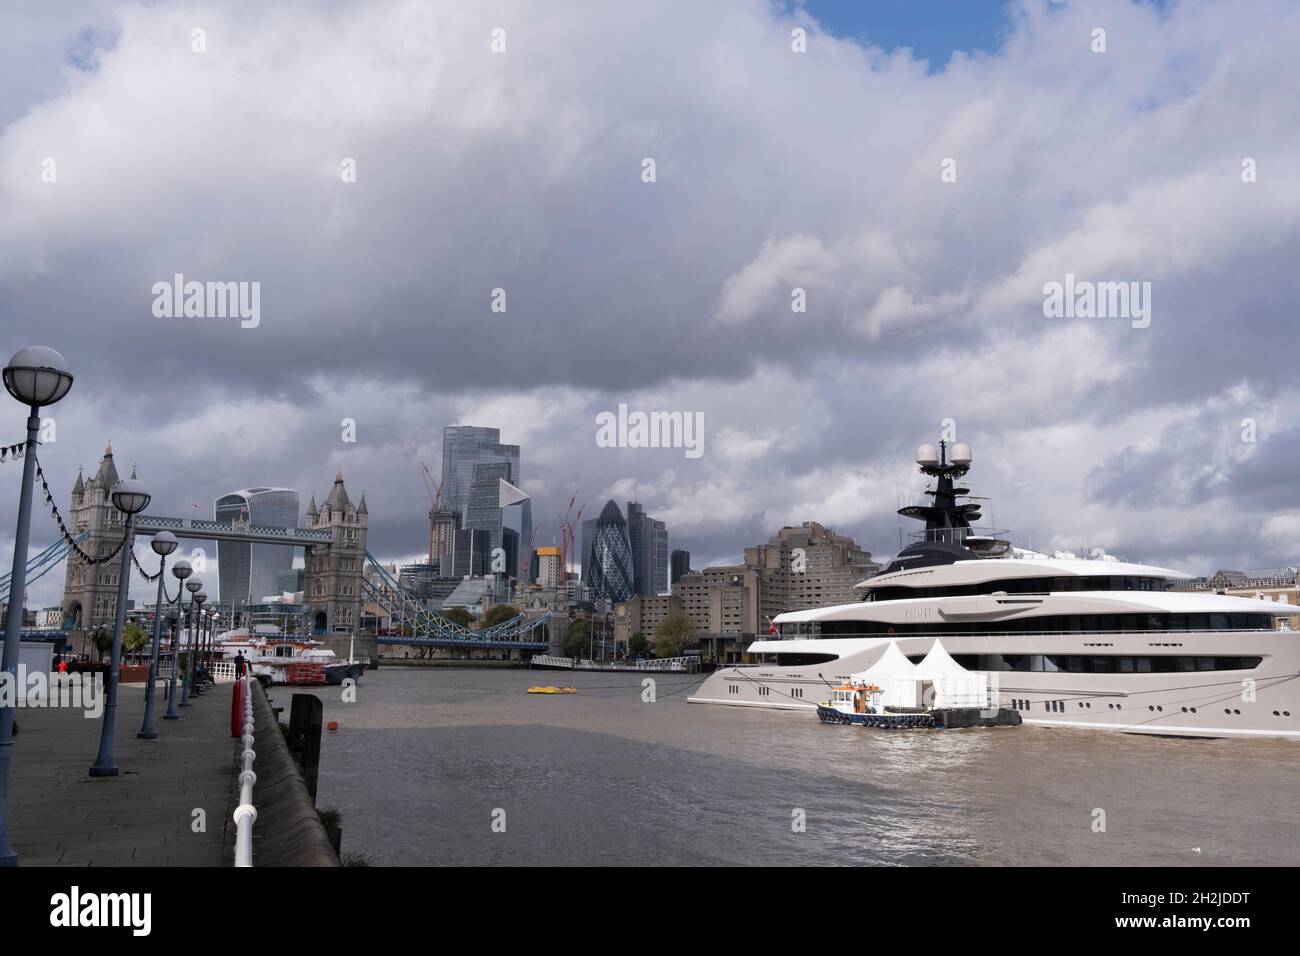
xmin=688 ymin=631 xmax=1300 ymax=739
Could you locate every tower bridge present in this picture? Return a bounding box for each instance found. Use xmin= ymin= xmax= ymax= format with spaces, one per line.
xmin=132 ymin=515 xmax=332 ymax=545
xmin=57 ymin=446 xmax=547 ymax=649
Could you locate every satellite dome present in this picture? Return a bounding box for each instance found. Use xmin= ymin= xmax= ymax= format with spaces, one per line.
xmin=950 ymin=442 xmax=972 ymax=465
xmin=916 ymin=444 xmax=939 ymax=467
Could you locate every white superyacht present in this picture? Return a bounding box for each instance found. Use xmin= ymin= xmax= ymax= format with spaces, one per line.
xmin=689 ymin=440 xmax=1300 ymax=738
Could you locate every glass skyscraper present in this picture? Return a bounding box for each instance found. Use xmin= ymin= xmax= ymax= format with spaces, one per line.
xmin=442 ymin=425 xmax=531 ymax=581
xmin=215 ymin=487 xmax=300 ymax=613
xmin=441 ymin=426 xmax=520 ymax=524
xmin=465 ymin=461 xmax=513 ymax=558
xmin=627 ymin=502 xmax=668 ymax=596
xmin=582 ymin=500 xmax=635 ymax=603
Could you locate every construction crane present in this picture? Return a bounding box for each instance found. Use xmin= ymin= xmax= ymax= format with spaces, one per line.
xmin=519 ymin=527 xmax=538 ymax=581
xmin=420 ymin=461 xmax=444 ymax=566
xmin=558 ymin=493 xmax=585 ymax=585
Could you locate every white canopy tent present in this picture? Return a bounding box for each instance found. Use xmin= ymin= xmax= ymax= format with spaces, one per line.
xmin=913 ymin=639 xmax=989 ymax=709
xmin=849 ymin=642 xmax=922 ymax=709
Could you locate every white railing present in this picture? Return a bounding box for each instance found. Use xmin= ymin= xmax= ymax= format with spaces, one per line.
xmin=530 ymin=654 xmax=699 ymax=673
xmin=531 ymin=654 xmax=574 ymax=668
xmin=633 ymin=656 xmax=698 ymax=672
xmin=232 ymin=675 xmax=258 ymax=867
xmin=210 ymin=660 xmax=236 ymax=683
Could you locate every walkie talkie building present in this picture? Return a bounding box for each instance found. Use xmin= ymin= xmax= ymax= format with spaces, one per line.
xmin=215 ymin=487 xmax=300 ymax=613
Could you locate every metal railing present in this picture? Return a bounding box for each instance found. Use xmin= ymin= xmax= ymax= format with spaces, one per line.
xmin=232 ymin=676 xmax=257 ymax=868
xmin=768 ymin=627 xmax=1286 ymax=640
xmin=530 ymin=654 xmax=699 ymax=672
xmin=210 ymin=660 xmax=236 ymax=682
xmin=632 ymin=656 xmax=699 ymax=672
xmin=907 ymin=526 xmax=1010 ymax=545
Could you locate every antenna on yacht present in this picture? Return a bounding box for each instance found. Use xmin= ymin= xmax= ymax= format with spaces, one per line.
xmin=897 ymin=439 xmax=980 ymax=541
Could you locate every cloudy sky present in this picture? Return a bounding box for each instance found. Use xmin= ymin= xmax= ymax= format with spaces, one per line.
xmin=2 ymin=0 xmax=1299 ymax=611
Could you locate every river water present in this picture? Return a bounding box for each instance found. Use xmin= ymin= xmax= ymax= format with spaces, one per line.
xmin=283 ymin=667 xmax=1300 ymax=866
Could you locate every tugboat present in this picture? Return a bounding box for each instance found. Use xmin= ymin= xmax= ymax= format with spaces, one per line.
xmin=815 ymin=640 xmax=1020 ymax=729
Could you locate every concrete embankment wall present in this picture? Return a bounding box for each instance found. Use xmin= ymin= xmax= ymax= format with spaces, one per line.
xmin=245 ymin=680 xmax=339 ymax=867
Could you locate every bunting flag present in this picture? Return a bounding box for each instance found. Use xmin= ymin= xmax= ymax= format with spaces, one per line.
xmin=31 ymin=454 xmax=125 ymax=566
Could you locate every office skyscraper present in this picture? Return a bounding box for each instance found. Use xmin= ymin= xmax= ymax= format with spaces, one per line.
xmin=441 ymin=425 xmax=520 ymax=523
xmin=450 ymin=528 xmax=492 ymax=578
xmin=670 ymin=549 xmax=692 ymax=586
xmin=215 ymin=487 xmax=300 ymax=611
xmin=582 ymin=500 xmax=635 ymax=603
xmin=627 ymin=502 xmax=668 ymax=596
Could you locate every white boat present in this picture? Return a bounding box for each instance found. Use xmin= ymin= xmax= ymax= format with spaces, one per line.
xmin=216 ymin=627 xmax=367 ymax=685
xmin=690 ymin=439 xmax=1300 ymax=739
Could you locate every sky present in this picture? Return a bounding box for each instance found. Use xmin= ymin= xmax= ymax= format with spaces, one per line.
xmin=2 ymin=0 xmax=1299 ymax=613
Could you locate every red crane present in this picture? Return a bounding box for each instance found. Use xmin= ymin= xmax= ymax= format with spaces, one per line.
xmin=420 ymin=461 xmax=443 ymax=566
xmin=558 ymin=494 xmax=585 ymax=585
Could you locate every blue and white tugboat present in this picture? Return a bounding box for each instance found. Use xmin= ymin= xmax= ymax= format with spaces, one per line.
xmin=816 ymin=681 xmax=937 ymax=729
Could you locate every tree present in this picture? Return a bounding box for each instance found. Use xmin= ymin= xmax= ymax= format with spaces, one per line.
xmin=653 ymin=611 xmax=697 ymax=658
xmin=564 ymin=617 xmax=591 ymax=658
xmin=442 ymin=606 xmax=474 ymax=628
xmin=479 ymin=604 xmax=518 ymax=630
xmin=122 ymin=622 xmax=149 ymax=657
xmin=628 ymin=632 xmax=649 ymax=660
xmin=92 ymin=629 xmax=113 ymax=661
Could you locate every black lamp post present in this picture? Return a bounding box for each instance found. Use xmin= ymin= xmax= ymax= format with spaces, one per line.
xmin=138 ymin=531 xmax=177 ymax=739
xmin=179 ymin=579 xmax=202 ymax=706
xmin=163 ymin=560 xmax=192 ymax=720
xmin=0 ymin=346 xmax=73 ymax=865
xmin=89 ymin=469 xmax=152 ymax=777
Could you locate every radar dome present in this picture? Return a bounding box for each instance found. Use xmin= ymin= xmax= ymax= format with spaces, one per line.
xmin=916 ymin=444 xmax=938 ymax=466
xmin=950 ymin=442 xmax=972 ymax=465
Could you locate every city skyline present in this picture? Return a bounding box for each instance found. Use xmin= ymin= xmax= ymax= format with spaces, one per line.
xmin=4 ymin=0 xmax=1300 ymax=612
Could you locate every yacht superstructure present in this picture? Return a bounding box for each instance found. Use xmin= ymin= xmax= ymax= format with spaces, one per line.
xmin=689 ymin=440 xmax=1300 ymax=738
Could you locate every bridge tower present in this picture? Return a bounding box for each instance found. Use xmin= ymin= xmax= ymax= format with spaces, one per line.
xmin=61 ymin=444 xmax=126 ymax=630
xmin=302 ymin=472 xmax=367 ymax=637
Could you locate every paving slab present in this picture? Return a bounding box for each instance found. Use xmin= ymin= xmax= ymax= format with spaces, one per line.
xmin=5 ymin=680 xmax=237 ymax=867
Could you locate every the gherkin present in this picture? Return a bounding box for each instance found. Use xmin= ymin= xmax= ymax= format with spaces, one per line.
xmin=582 ymin=500 xmax=634 ymax=602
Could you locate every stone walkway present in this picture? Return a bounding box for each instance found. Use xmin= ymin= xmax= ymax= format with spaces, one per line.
xmin=6 ymin=680 xmax=236 ymax=866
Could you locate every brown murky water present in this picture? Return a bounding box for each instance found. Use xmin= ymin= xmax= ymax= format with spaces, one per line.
xmin=282 ymin=667 xmax=1300 ymax=866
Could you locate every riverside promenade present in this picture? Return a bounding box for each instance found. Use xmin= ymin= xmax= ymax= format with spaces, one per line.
xmin=6 ymin=681 xmax=236 ymax=866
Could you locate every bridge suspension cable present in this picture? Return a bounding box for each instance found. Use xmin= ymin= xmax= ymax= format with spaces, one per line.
xmin=362 ymin=552 xmax=549 ymax=649
xmin=0 ymin=530 xmax=89 ymax=603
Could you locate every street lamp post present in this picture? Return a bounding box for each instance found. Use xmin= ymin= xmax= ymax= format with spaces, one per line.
xmin=163 ymin=560 xmax=192 ymax=720
xmin=0 ymin=347 xmax=73 ymax=866
xmin=189 ymin=596 xmax=206 ymax=696
xmin=208 ymin=612 xmax=220 ymax=674
xmin=179 ymin=579 xmax=202 ymax=706
xmin=137 ymin=531 xmax=177 ymax=739
xmin=89 ymin=470 xmax=152 ymax=777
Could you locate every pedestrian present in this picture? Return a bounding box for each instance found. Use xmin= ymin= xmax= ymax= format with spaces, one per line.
xmin=234 ymin=650 xmax=247 ymax=677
